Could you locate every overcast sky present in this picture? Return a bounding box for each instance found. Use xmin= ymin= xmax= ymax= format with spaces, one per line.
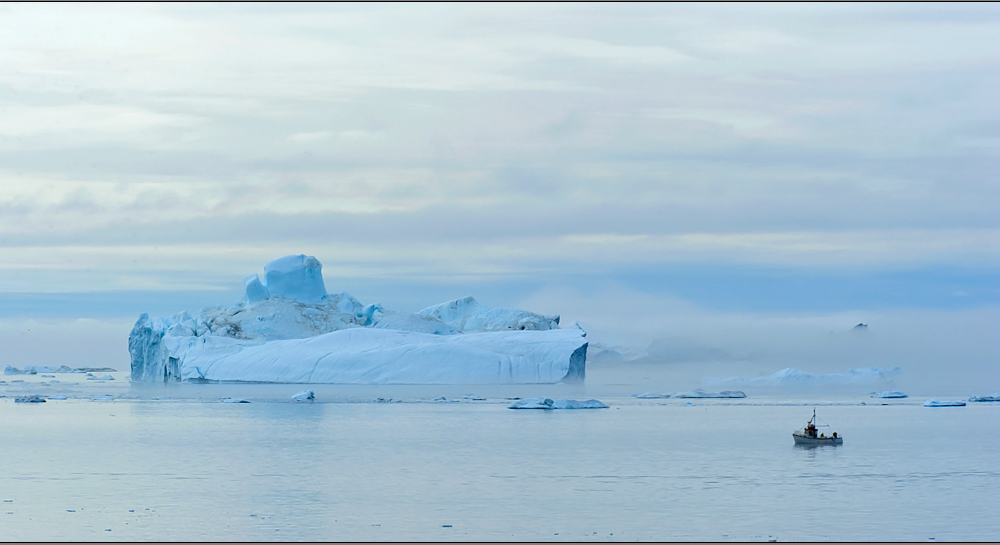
xmin=1 ymin=4 xmax=997 ymax=385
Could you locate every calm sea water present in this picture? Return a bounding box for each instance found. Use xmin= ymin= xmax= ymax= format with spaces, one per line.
xmin=1 ymin=373 xmax=997 ymax=541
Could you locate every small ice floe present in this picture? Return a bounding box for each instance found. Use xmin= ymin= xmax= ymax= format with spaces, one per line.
xmin=924 ymin=399 xmax=966 ymax=407
xmin=433 ymin=397 xmax=459 ymax=403
xmin=461 ymin=394 xmax=486 ymax=401
xmin=48 ymin=395 xmax=67 ymax=400
xmin=873 ymin=391 xmax=908 ymax=398
xmin=375 ymin=397 xmax=401 ymax=403
xmin=86 ymin=374 xmax=115 ymax=381
xmin=40 ymin=375 xmax=55 ymax=378
xmin=508 ymin=398 xmax=609 ymax=409
xmin=91 ymin=396 xmax=114 ymax=402
xmin=683 ymin=402 xmax=695 ymax=407
xmin=631 ymin=390 xmax=746 ymax=399
xmin=968 ymin=393 xmax=1000 ymax=402
xmin=220 ymin=397 xmax=250 ymax=403
xmin=292 ymin=390 xmax=315 ymax=401
xmin=14 ymin=395 xmax=46 ymax=403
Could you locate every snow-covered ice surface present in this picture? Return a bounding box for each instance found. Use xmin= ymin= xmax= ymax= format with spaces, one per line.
xmin=129 ymin=255 xmax=586 ymax=384
xmin=1 ymin=380 xmax=997 ymax=542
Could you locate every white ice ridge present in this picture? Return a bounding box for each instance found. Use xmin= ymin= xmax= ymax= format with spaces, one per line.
xmin=872 ymin=391 xmax=908 ymax=398
xmin=632 ymin=390 xmax=746 ymax=399
xmin=129 ymin=254 xmax=587 ymax=384
xmin=700 ymin=366 xmax=902 ymax=388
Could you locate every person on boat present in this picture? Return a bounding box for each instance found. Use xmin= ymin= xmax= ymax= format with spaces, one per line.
xmin=832 ymin=432 xmax=837 ymax=439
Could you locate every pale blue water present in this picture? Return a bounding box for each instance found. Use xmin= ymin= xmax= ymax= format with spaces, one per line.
xmin=1 ymin=375 xmax=997 ymax=541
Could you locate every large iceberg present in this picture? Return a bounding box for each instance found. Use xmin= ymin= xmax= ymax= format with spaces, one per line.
xmin=129 ymin=255 xmax=587 ymax=384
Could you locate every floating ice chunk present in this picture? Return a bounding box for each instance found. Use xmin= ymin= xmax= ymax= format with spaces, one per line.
xmin=433 ymin=396 xmax=459 ymax=403
xmin=924 ymin=399 xmax=966 ymax=407
xmin=508 ymin=398 xmax=608 ymax=409
xmin=683 ymin=402 xmax=695 ymax=407
xmin=551 ymin=399 xmax=608 ymax=409
xmin=40 ymin=375 xmax=55 ymax=378
xmin=968 ymin=394 xmax=1000 ymax=402
xmin=87 ymin=375 xmax=115 ymax=381
xmin=48 ymin=395 xmax=67 ymax=400
xmin=461 ymin=394 xmax=486 ymax=401
xmin=91 ymin=396 xmax=114 ymax=402
xmin=292 ymin=390 xmax=315 ymax=401
xmin=220 ymin=397 xmax=250 ymax=403
xmin=873 ymin=391 xmax=908 ymax=398
xmin=4 ymin=365 xmax=34 ymax=375
xmin=14 ymin=395 xmax=46 ymax=403
xmin=263 ymin=254 xmax=327 ymax=303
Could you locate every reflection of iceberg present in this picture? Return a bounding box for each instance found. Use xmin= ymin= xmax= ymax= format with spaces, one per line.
xmin=924 ymin=399 xmax=965 ymax=407
xmin=632 ymin=390 xmax=746 ymax=399
xmin=508 ymin=398 xmax=608 ymax=409
xmin=129 ymin=255 xmax=587 ymax=384
xmin=701 ymin=366 xmax=902 ymax=388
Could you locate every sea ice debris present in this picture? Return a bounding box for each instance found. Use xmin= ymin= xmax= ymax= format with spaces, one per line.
xmin=14 ymin=395 xmax=46 ymax=403
xmin=220 ymin=397 xmax=250 ymax=403
xmin=968 ymin=393 xmax=1000 ymax=402
xmin=292 ymin=390 xmax=315 ymax=401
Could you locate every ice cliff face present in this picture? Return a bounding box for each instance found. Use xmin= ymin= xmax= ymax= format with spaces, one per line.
xmin=129 ymin=254 xmax=586 ymax=384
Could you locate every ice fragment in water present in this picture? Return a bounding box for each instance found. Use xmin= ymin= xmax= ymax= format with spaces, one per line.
xmin=292 ymin=390 xmax=315 ymax=401
xmin=923 ymin=399 xmax=966 ymax=407
xmin=508 ymin=398 xmax=608 ymax=409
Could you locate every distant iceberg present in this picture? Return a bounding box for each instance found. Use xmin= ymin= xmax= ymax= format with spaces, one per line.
xmin=129 ymin=255 xmax=587 ymax=384
xmin=924 ymin=399 xmax=966 ymax=407
xmin=5 ymin=365 xmax=117 ymax=375
xmin=873 ymin=391 xmax=908 ymax=398
xmin=968 ymin=394 xmax=1000 ymax=402
xmin=632 ymin=390 xmax=746 ymax=399
xmin=508 ymin=398 xmax=608 ymax=409
xmin=701 ymin=367 xmax=902 ymax=388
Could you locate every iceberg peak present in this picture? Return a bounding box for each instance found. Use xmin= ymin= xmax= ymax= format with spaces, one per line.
xmin=255 ymin=254 xmax=328 ymax=303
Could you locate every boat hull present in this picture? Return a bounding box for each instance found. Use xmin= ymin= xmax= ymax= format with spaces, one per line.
xmin=793 ymin=433 xmax=843 ymax=446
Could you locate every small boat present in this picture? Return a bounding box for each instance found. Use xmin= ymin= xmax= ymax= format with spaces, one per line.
xmin=793 ymin=408 xmax=843 ymax=446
